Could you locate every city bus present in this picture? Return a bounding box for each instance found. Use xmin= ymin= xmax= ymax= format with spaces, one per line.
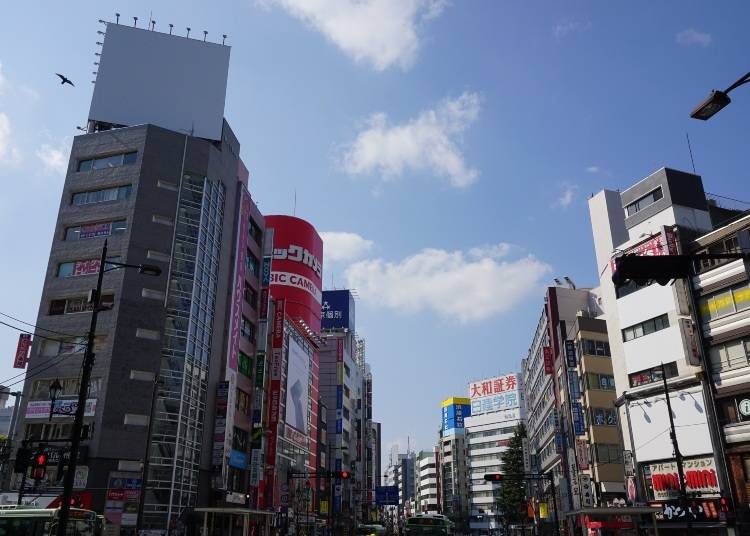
xmin=0 ymin=507 xmax=98 ymax=535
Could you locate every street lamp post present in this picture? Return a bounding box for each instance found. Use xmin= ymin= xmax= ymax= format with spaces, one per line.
xmin=56 ymin=240 xmax=161 ymax=536
xmin=690 ymin=71 xmax=750 ymax=120
xmin=48 ymin=380 xmax=62 ymax=422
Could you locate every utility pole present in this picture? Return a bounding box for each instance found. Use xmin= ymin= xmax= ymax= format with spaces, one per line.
xmin=661 ymin=361 xmax=688 ymax=521
xmin=56 ymin=241 xmax=107 ymax=536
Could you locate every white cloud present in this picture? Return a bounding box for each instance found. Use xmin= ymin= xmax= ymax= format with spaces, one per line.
xmin=345 ymin=245 xmax=550 ymax=323
xmin=36 ymin=141 xmax=70 ymax=175
xmin=586 ymin=165 xmax=599 ymax=173
xmin=676 ymin=28 xmax=712 ymax=47
xmin=320 ymin=231 xmax=374 ymax=262
xmin=468 ymin=243 xmax=511 ymax=259
xmin=555 ymin=182 xmax=578 ymax=208
xmin=554 ymin=17 xmax=591 ymax=38
xmin=0 ymin=113 xmax=21 ymax=166
xmin=340 ymin=92 xmax=480 ymax=188
xmin=262 ymin=0 xmax=447 ymax=71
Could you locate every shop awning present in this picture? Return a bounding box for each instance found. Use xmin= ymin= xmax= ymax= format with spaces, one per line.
xmin=564 ymin=506 xmax=661 ymax=517
xmin=599 ymin=481 xmax=626 ymax=493
xmin=194 ymin=508 xmax=276 ymax=516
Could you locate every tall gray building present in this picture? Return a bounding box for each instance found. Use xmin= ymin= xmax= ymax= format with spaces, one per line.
xmin=12 ymin=22 xmax=266 ymax=533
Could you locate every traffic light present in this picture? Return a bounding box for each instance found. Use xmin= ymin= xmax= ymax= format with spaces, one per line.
xmin=31 ymin=451 xmax=47 ymax=480
xmin=335 ymin=471 xmax=350 ymax=480
xmin=13 ymin=448 xmax=31 ymax=474
xmin=611 ymin=254 xmax=694 ymax=287
xmin=484 ymin=473 xmax=503 ymax=482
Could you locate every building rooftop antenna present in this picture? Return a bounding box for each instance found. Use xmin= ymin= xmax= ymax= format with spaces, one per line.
xmin=203 ymin=30 xmax=208 ymax=42
xmin=222 ymin=34 xmax=227 ymax=45
xmin=169 ymin=23 xmax=173 ymax=35
xmin=115 ymin=13 xmax=120 ymax=24
xmin=133 ymin=16 xmax=138 ymax=27
xmin=186 ymin=27 xmax=191 ymax=38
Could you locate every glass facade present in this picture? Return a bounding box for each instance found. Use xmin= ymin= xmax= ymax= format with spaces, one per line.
xmin=143 ymin=173 xmax=225 ymax=530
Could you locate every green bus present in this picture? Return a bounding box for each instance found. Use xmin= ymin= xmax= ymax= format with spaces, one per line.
xmin=0 ymin=507 xmax=98 ymax=536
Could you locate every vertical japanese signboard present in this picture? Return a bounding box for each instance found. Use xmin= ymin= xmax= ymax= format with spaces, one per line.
xmin=13 ymin=333 xmax=31 ymax=369
xmin=571 ymin=402 xmax=586 ymax=436
xmin=263 ymin=299 xmax=285 ymax=508
xmin=565 ymin=340 xmax=577 ymax=368
xmin=543 ymin=347 xmax=554 ymax=374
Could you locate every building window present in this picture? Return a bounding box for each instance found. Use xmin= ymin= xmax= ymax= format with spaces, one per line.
xmin=236 ymin=389 xmax=251 ymax=415
xmin=699 ymin=282 xmax=750 ymax=322
xmin=586 ymin=373 xmax=616 ymax=391
xmin=628 ymin=362 xmax=678 ymax=388
xmin=239 ymin=351 xmax=252 ymax=378
xmin=40 ymin=336 xmax=106 ymax=356
xmin=241 ymin=316 xmax=255 ymax=343
xmin=709 ymin=337 xmax=750 ymax=373
xmin=591 ymin=408 xmax=618 ymax=426
xmin=72 ymin=185 xmax=132 ymax=205
xmin=622 ymin=314 xmax=670 ymax=342
xmin=57 ymin=258 xmax=120 ymax=278
xmin=31 ymin=378 xmax=101 ymax=400
xmin=578 ymin=339 xmax=611 ymax=357
xmin=65 ymin=220 xmax=127 ymax=241
xmin=232 ymin=427 xmax=248 ymax=451
xmin=77 ymin=151 xmax=137 ymax=171
xmin=625 ymin=187 xmax=663 ymax=217
xmin=49 ymin=294 xmax=114 ymax=315
xmin=245 ymin=250 xmax=259 ymax=277
xmin=594 ymin=444 xmax=622 ymax=464
xmin=343 ymin=407 xmax=350 ymax=420
xmin=248 ymin=218 xmax=262 ymax=245
xmin=244 ymin=282 xmax=257 ymax=310
xmin=344 ymin=364 xmax=351 ymax=378
xmin=696 ymin=235 xmax=741 ymax=274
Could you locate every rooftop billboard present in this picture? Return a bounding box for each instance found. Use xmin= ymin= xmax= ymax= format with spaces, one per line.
xmin=89 ymin=24 xmax=230 ymax=140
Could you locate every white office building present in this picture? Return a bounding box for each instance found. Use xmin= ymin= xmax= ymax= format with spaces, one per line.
xmin=465 ymin=374 xmax=523 ymax=535
xmin=416 ymin=450 xmax=439 ymax=514
xmin=588 ymin=167 xmax=734 ymax=534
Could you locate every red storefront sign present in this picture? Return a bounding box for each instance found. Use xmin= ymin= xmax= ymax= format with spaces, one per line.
xmin=13 ymin=333 xmax=31 ymax=369
xmin=264 ymin=216 xmax=323 ymax=333
xmin=543 ymin=346 xmax=554 ymax=374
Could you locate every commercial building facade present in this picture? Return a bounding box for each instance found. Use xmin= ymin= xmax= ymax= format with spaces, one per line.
xmin=319 ymin=289 xmax=376 ymax=528
xmin=438 ymin=399 xmax=471 ymax=529
xmin=589 ymin=167 xmax=735 ymax=534
xmin=464 ymin=374 xmax=523 ymax=535
xmin=416 ymin=449 xmax=440 ymax=514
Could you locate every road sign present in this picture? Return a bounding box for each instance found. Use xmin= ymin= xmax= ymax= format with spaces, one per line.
xmin=375 ymin=486 xmax=399 ymax=506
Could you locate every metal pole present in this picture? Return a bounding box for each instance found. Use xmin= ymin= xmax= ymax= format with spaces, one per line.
xmin=136 ymin=378 xmax=161 ymax=531
xmin=547 ymin=473 xmax=561 ymax=536
xmin=16 ymin=439 xmax=27 ymax=506
xmin=57 ymin=240 xmax=107 ymax=536
xmin=660 ymin=362 xmax=688 ymax=519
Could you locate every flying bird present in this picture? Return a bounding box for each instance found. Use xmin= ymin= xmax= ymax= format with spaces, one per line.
xmin=55 ymin=73 xmax=74 ymax=87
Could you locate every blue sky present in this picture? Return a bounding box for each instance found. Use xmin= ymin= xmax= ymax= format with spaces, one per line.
xmin=1 ymin=1 xmax=750 ymax=456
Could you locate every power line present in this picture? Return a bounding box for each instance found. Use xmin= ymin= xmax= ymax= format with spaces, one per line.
xmin=0 ymin=319 xmax=83 ymax=345
xmin=0 ymin=311 xmax=82 ymax=339
xmin=0 ymin=345 xmax=87 ymax=388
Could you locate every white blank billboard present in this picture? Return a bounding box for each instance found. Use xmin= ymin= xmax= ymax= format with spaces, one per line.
xmin=89 ymin=24 xmax=230 ymax=140
xmin=285 ymin=338 xmax=310 ymax=434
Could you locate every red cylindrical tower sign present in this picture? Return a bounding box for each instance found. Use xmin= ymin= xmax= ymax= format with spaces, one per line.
xmin=264 ymin=215 xmax=323 ymax=334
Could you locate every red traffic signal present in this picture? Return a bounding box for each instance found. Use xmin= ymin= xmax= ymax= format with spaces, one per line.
xmin=31 ymin=452 xmax=47 ymax=480
xmin=336 ymin=471 xmax=350 ymax=480
xmin=484 ymin=473 xmax=503 ymax=482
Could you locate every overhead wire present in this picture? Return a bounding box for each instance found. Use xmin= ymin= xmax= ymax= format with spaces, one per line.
xmin=0 ymin=310 xmax=82 ymax=339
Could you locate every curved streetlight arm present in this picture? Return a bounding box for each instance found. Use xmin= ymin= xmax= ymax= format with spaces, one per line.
xmin=724 ymin=71 xmax=750 ymax=94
